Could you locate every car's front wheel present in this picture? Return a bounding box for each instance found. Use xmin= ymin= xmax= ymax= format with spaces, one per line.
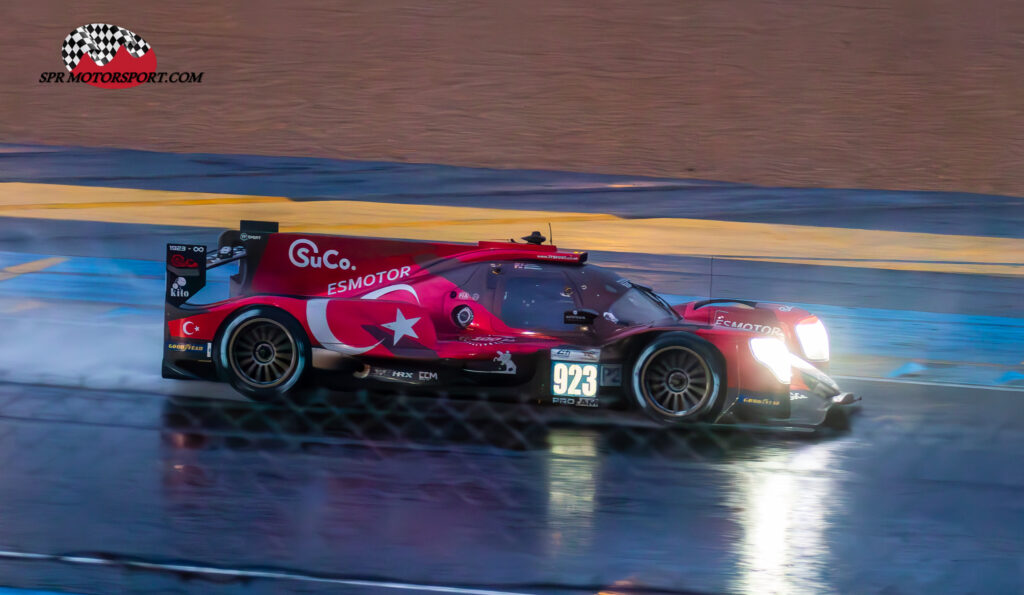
xmin=630 ymin=333 xmax=724 ymax=423
xmin=216 ymin=308 xmax=309 ymax=401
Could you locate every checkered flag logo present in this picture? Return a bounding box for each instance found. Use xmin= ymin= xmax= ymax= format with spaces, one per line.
xmin=61 ymin=23 xmax=152 ymax=72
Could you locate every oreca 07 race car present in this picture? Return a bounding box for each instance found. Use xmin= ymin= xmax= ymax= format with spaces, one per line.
xmin=163 ymin=221 xmax=856 ymax=426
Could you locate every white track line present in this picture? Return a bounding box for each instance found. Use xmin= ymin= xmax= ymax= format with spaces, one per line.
xmin=834 ymin=375 xmax=1024 ymax=392
xmin=0 ymin=550 xmax=534 ymax=595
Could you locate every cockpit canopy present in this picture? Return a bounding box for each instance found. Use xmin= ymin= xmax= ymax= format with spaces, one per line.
xmin=446 ymin=259 xmax=678 ymax=335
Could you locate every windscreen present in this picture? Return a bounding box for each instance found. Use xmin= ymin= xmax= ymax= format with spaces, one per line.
xmin=563 ymin=264 xmax=677 ymax=326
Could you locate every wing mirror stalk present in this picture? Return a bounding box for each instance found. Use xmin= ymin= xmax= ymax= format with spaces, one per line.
xmin=564 ymin=309 xmax=599 ymax=325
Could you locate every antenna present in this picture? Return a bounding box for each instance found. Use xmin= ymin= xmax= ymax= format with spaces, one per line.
xmin=709 ymin=256 xmax=715 ymax=298
xmin=548 ymin=222 xmax=553 ymax=245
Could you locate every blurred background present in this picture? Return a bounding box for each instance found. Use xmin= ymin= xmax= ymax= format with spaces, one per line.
xmin=0 ymin=2 xmax=1023 ymax=594
xmin=4 ymin=0 xmax=1024 ymax=193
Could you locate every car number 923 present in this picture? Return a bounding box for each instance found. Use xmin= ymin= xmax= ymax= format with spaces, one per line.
xmin=551 ymin=362 xmax=598 ymax=397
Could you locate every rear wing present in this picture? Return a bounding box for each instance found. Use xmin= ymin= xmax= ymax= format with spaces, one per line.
xmin=162 ymin=221 xmax=278 ymax=381
xmin=164 ymin=220 xmax=279 ymax=308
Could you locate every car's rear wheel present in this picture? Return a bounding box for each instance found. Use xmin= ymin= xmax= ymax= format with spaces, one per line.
xmin=216 ymin=308 xmax=309 ymax=401
xmin=630 ymin=333 xmax=723 ymax=423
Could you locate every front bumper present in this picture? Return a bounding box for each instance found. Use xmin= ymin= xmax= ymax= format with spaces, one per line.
xmin=725 ymin=354 xmax=859 ymax=430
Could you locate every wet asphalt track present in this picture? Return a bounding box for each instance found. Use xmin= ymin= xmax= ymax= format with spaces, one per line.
xmin=0 ymin=145 xmax=1022 ymax=593
xmin=0 ymin=379 xmax=1019 ymax=594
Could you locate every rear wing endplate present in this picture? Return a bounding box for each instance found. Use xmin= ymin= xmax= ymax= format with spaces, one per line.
xmin=165 ymin=244 xmax=207 ymax=307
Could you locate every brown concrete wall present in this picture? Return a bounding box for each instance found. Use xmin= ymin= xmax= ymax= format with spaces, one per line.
xmin=2 ymin=1 xmax=1023 ymax=194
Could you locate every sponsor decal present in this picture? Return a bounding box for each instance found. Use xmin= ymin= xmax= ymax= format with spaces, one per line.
xmin=168 ymin=245 xmax=205 ymax=276
xmin=466 ymin=350 xmax=518 ymax=375
xmin=169 ymin=254 xmax=199 ymax=269
xmin=40 ymin=24 xmax=203 ymax=89
xmin=169 ymin=276 xmax=189 ymax=298
xmin=328 ymin=267 xmax=413 ymax=295
xmin=536 ymin=253 xmax=578 ymax=262
xmin=166 ymin=339 xmax=212 ymax=359
xmin=373 ymin=367 xmax=413 ymax=381
xmin=600 ymin=364 xmax=622 ymax=387
xmin=361 ymin=367 xmax=438 ymax=384
xmin=381 ymin=309 xmax=420 ymax=345
xmin=552 ymin=396 xmax=599 ymax=408
xmin=738 ymin=395 xmax=782 ymax=407
xmin=239 ymin=232 xmax=262 ymax=241
xmin=513 ymin=262 xmax=543 ymax=270
xmin=714 ymin=311 xmax=783 ymax=337
xmin=289 ymin=239 xmax=353 ymax=270
xmin=458 ymin=336 xmax=514 ymax=345
xmin=167 ymin=342 xmax=204 ymax=353
xmin=166 ymin=244 xmax=205 ymax=307
xmin=551 ymin=347 xmax=601 ymax=363
xmin=493 ymin=351 xmax=517 ymax=374
xmin=778 ymin=305 xmax=793 ymax=312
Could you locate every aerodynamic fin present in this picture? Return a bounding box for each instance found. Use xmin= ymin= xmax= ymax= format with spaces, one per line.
xmin=165 ymin=243 xmax=207 ymax=308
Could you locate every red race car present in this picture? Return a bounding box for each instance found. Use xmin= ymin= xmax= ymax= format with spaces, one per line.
xmin=163 ymin=221 xmax=857 ymax=426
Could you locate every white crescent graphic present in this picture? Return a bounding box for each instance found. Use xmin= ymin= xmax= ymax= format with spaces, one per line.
xmin=183 ymin=320 xmax=198 ymax=336
xmin=361 ymin=284 xmax=420 ymax=304
xmin=306 ymin=299 xmax=383 ymax=355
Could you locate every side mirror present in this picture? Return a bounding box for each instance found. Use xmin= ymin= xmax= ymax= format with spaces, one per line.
xmin=486 ymin=264 xmax=502 ymax=289
xmin=563 ymin=309 xmax=599 ymax=325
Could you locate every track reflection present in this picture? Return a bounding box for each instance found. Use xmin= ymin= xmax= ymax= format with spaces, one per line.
xmin=727 ymin=443 xmax=842 ymax=594
xmin=158 ymin=392 xmax=842 ymax=593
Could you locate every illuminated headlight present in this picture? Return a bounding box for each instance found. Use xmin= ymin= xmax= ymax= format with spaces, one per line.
xmin=749 ymin=337 xmax=792 ymax=384
xmin=795 ymin=316 xmax=830 ymax=362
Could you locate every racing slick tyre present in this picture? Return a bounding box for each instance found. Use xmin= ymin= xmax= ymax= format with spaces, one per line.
xmin=630 ymin=332 xmax=725 ymax=423
xmin=215 ymin=307 xmax=310 ymax=402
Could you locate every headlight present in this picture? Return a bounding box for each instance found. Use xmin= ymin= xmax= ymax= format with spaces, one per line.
xmin=795 ymin=316 xmax=830 ymax=362
xmin=749 ymin=337 xmax=792 ymax=384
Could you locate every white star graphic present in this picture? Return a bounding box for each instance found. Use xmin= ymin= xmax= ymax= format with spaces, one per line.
xmin=382 ymin=309 xmax=420 ymax=345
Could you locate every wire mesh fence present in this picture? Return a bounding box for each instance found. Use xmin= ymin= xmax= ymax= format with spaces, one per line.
xmin=0 ymin=370 xmax=848 ymax=587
